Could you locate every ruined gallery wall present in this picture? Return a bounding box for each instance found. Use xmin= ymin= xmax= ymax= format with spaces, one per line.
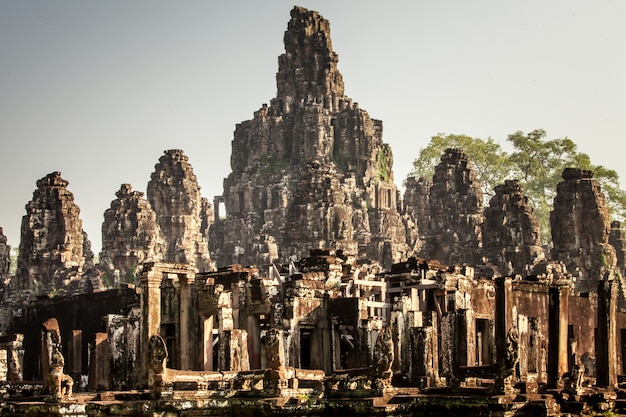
xmin=10 ymin=288 xmax=138 ymax=381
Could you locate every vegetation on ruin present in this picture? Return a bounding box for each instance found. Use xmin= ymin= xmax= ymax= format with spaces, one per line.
xmin=408 ymin=129 xmax=626 ymax=243
xmin=259 ymin=154 xmax=289 ymax=179
xmin=9 ymin=248 xmax=17 ymax=276
xmin=377 ymin=144 xmax=392 ymax=183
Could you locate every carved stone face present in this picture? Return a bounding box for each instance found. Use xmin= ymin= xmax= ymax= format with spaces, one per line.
xmin=148 ymin=335 xmax=168 ymax=374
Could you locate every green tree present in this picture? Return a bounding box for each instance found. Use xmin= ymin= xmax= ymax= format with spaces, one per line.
xmin=408 ymin=129 xmax=626 ymax=245
xmin=9 ymin=247 xmax=18 ymax=276
xmin=407 ymin=133 xmax=510 ymax=200
xmin=506 ymin=129 xmax=580 ymax=241
xmin=508 ymin=129 xmax=626 ymax=239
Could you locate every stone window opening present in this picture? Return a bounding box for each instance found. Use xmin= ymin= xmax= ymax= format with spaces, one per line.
xmin=475 ymin=318 xmax=493 ymax=366
xmin=300 ymin=329 xmax=312 ymax=369
xmin=161 ymin=323 xmax=178 ymax=369
xmin=339 ymin=332 xmax=355 ymax=370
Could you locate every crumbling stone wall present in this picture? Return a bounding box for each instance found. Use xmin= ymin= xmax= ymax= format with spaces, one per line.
xmin=99 ymin=184 xmax=165 ymax=285
xmin=551 ymin=168 xmax=617 ymax=293
xmin=482 ymin=180 xmax=545 ymax=276
xmin=0 ymin=228 xmax=10 ymax=292
xmin=14 ymin=172 xmax=93 ymax=295
xmin=147 ymin=150 xmax=214 ymax=272
xmin=419 ymin=148 xmax=483 ymax=266
xmin=609 ymin=221 xmax=626 ymax=280
xmin=211 ymin=6 xmax=415 ymax=269
xmin=403 ymin=176 xmax=431 ymax=238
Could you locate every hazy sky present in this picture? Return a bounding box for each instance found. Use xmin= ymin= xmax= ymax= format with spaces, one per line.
xmin=1 ymin=1 xmax=625 ymax=254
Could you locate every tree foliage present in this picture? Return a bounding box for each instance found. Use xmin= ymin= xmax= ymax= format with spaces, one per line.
xmin=407 ymin=133 xmax=510 ymax=200
xmin=408 ymin=130 xmax=626 ymax=244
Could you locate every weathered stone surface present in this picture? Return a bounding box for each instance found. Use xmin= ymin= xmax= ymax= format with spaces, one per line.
xmin=550 ymin=168 xmax=617 ymax=293
xmin=147 ymin=150 xmax=214 ymax=272
xmin=99 ymin=184 xmax=165 ymax=285
xmin=199 ymin=197 xmax=214 ymax=243
xmin=418 ymin=148 xmax=483 ymax=266
xmin=211 ymin=6 xmax=415 ymax=269
xmin=14 ymin=172 xmax=93 ymax=294
xmin=609 ymin=221 xmax=626 ymax=280
xmin=403 ymin=176 xmax=431 ymax=237
xmin=0 ymin=228 xmax=10 ymax=291
xmin=482 ymin=180 xmax=545 ymax=276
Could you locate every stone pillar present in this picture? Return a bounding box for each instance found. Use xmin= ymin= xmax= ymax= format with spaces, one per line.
xmin=457 ymin=309 xmax=476 ymax=368
xmin=547 ymin=284 xmax=569 ymax=388
xmin=69 ymin=330 xmax=82 ymax=384
xmin=596 ymin=279 xmax=617 ymax=388
xmin=247 ymin=315 xmax=261 ymax=370
xmin=495 ymin=278 xmax=513 ymax=367
xmin=440 ymin=313 xmax=457 ymax=385
xmin=0 ymin=334 xmax=24 ymax=382
xmin=202 ymin=315 xmax=215 ymax=371
xmin=495 ymin=277 xmax=515 ymax=392
xmin=410 ymin=326 xmax=437 ymax=387
xmin=217 ymin=292 xmax=234 ymax=372
xmin=88 ymin=333 xmax=109 ymax=391
xmin=140 ymin=263 xmax=163 ymax=386
xmin=178 ymin=271 xmax=194 ymax=370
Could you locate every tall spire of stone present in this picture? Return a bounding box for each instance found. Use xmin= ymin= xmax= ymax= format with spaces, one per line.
xmin=147 ymin=150 xmax=214 ymax=272
xmin=551 ymin=168 xmax=617 ymax=292
xmin=211 ymin=7 xmax=415 ymax=269
xmin=418 ymin=148 xmax=484 ymax=266
xmin=276 ymin=6 xmax=345 ymax=112
xmin=99 ymin=184 xmax=165 ymax=284
xmin=15 ymin=172 xmax=93 ymax=293
xmin=482 ymin=180 xmax=544 ymax=276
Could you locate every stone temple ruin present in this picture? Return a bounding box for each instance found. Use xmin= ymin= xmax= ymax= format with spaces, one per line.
xmin=1 ymin=6 xmax=626 ymax=417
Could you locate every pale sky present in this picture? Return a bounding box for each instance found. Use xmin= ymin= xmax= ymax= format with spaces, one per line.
xmin=1 ymin=1 xmax=625 ymax=254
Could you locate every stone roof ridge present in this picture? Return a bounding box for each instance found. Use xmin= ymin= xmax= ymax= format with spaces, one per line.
xmin=277 ymin=6 xmax=345 ymax=106
xmin=36 ymin=171 xmax=69 ymax=189
xmin=115 ymin=183 xmax=145 ymax=199
xmin=562 ymin=167 xmax=594 ymax=180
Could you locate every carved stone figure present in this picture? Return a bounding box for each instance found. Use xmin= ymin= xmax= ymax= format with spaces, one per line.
xmin=504 ymin=326 xmax=519 ymax=377
xmin=265 ymin=328 xmax=285 ymax=370
xmin=372 ymin=326 xmax=394 ymax=387
xmin=48 ymin=348 xmax=73 ymax=401
xmin=148 ymin=334 xmax=168 ymax=376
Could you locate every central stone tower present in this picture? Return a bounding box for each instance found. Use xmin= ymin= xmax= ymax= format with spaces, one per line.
xmin=211 ymin=6 xmax=415 ymax=268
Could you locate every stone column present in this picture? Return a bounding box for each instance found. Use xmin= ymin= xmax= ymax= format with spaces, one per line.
xmin=88 ymin=333 xmax=109 ymax=391
xmin=596 ymin=279 xmax=617 ymax=388
xmin=495 ymin=278 xmax=513 ymax=367
xmin=495 ymin=277 xmax=515 ymax=392
xmin=203 ymin=315 xmax=215 ymax=371
xmin=410 ymin=326 xmax=436 ymax=387
xmin=69 ymin=330 xmax=82 ymax=384
xmin=0 ymin=334 xmax=24 ymax=382
xmin=457 ymin=309 xmax=476 ymax=368
xmin=140 ymin=263 xmax=163 ymax=386
xmin=547 ymin=283 xmax=569 ymax=388
xmin=178 ymin=271 xmax=195 ymax=370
